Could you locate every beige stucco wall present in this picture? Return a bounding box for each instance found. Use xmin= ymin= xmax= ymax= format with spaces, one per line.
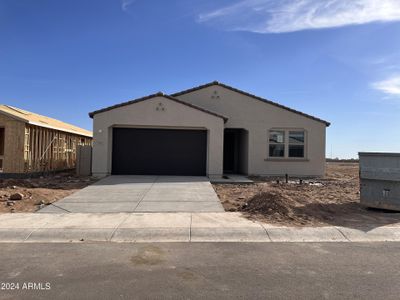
xmin=175 ymin=85 xmax=327 ymax=176
xmin=91 ymin=96 xmax=224 ymax=177
xmin=0 ymin=114 xmax=25 ymax=173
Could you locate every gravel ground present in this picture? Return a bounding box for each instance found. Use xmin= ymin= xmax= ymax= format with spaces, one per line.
xmin=0 ymin=172 xmax=97 ymax=213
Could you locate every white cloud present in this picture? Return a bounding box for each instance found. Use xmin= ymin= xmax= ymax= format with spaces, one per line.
xmin=121 ymin=0 xmax=136 ymax=12
xmin=372 ymin=75 xmax=400 ymax=96
xmin=198 ymin=0 xmax=400 ymax=33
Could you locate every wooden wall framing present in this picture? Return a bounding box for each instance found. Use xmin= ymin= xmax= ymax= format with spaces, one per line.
xmin=0 ymin=114 xmax=26 ymax=173
xmin=23 ymin=124 xmax=92 ymax=173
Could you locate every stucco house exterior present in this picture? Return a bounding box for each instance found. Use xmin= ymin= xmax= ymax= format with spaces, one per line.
xmin=89 ymin=82 xmax=330 ymax=178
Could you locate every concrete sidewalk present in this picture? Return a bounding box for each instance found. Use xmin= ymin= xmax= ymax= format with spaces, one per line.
xmin=1 ymin=212 xmax=400 ymax=243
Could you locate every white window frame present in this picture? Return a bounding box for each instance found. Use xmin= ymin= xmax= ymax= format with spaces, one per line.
xmin=267 ymin=128 xmax=307 ymax=160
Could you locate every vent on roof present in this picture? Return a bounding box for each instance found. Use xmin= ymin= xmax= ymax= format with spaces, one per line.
xmin=39 ymin=120 xmax=49 ymax=125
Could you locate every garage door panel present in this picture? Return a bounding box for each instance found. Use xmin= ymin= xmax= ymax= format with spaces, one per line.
xmin=112 ymin=128 xmax=207 ymax=175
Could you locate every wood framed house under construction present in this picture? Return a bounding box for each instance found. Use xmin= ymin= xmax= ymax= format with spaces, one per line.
xmin=0 ymin=105 xmax=92 ymax=174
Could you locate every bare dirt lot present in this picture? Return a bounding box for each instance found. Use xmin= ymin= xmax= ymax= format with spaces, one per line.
xmin=0 ymin=172 xmax=97 ymax=213
xmin=213 ymin=163 xmax=400 ymax=227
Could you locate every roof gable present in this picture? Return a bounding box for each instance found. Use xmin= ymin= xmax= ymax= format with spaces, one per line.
xmin=171 ymin=81 xmax=330 ymax=127
xmin=88 ymin=92 xmax=228 ymax=122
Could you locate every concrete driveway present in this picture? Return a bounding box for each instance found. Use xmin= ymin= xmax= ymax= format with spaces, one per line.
xmin=38 ymin=176 xmax=224 ymax=213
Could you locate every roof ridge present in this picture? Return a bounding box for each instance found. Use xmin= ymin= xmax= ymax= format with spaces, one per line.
xmin=3 ymin=105 xmax=30 ymax=115
xmin=171 ymin=81 xmax=330 ymax=127
xmin=88 ymin=92 xmax=165 ymax=118
xmin=88 ymin=93 xmax=228 ymax=122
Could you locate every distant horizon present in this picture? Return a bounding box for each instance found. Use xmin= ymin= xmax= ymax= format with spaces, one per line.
xmin=1 ymin=0 xmax=399 ymax=159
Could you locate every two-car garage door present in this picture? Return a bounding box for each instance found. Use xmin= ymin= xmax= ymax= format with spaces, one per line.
xmin=112 ymin=128 xmax=207 ymax=176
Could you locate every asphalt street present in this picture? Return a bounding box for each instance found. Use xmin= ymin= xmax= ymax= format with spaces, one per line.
xmin=0 ymin=242 xmax=399 ymax=299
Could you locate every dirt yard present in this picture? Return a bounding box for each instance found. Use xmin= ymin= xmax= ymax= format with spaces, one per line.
xmin=213 ymin=163 xmax=400 ymax=227
xmin=0 ymin=172 xmax=97 ymax=213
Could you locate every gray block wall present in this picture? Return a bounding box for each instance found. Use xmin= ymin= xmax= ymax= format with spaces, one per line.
xmin=76 ymin=145 xmax=92 ymax=176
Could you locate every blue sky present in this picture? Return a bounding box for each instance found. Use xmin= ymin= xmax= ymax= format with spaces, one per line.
xmin=1 ymin=0 xmax=399 ymax=158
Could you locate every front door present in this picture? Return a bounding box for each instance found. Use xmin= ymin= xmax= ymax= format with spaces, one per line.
xmin=223 ymin=130 xmax=237 ymax=173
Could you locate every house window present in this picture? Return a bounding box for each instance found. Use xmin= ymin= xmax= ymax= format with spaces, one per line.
xmin=289 ymin=131 xmax=305 ymax=158
xmin=268 ymin=129 xmax=306 ymax=159
xmin=269 ymin=130 xmax=285 ymax=157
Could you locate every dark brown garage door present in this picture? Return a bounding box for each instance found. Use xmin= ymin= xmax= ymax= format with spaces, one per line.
xmin=112 ymin=128 xmax=207 ymax=175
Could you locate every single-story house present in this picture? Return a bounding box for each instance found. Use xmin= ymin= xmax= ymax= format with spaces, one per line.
xmin=0 ymin=105 xmax=92 ymax=174
xmin=89 ymin=81 xmax=330 ymax=178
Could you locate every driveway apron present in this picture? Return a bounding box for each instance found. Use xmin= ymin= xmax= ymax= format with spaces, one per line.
xmin=38 ymin=176 xmax=224 ymax=213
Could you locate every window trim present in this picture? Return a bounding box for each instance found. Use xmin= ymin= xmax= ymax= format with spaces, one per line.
xmin=267 ymin=128 xmax=307 ymax=160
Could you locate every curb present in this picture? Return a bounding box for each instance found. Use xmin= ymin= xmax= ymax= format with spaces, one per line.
xmin=1 ymin=226 xmax=400 ymax=243
xmin=0 ymin=213 xmax=399 ymax=243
